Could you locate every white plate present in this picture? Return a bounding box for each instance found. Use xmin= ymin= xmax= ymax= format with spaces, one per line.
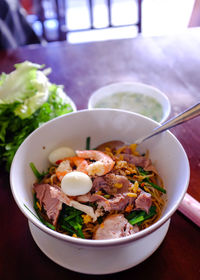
xmin=64 ymin=95 xmax=77 ymax=112
xmin=88 ymin=82 xmax=171 ymax=123
xmin=57 ymin=88 xmax=77 ymax=112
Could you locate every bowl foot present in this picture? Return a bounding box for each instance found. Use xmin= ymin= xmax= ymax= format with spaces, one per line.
xmin=29 ymin=219 xmax=170 ymax=275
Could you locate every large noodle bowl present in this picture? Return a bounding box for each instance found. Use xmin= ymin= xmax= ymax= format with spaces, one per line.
xmin=32 ymin=140 xmax=166 ymax=240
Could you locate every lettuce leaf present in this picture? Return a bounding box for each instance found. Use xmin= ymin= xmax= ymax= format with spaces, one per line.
xmin=0 ymin=61 xmax=74 ymax=171
xmin=0 ymin=61 xmax=52 ymax=119
xmin=0 ymin=61 xmax=44 ymax=102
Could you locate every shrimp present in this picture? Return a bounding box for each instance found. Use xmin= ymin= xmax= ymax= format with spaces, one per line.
xmin=76 ymin=150 xmax=115 ymax=176
xmin=56 ymin=160 xmax=72 ymax=181
xmin=56 ymin=157 xmax=88 ymax=181
xmin=70 ymin=157 xmax=89 ymax=173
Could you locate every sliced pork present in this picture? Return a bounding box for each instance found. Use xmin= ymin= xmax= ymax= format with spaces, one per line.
xmin=49 ymin=185 xmax=100 ymax=221
xmin=34 ymin=183 xmax=100 ymax=223
xmin=92 ymin=173 xmax=132 ymax=195
xmin=34 ymin=183 xmax=62 ymax=226
xmin=122 ymin=154 xmax=157 ymax=174
xmin=93 ymin=214 xmax=139 ymax=240
xmin=92 ymin=176 xmax=111 ymax=193
xmin=104 ymin=173 xmax=131 ymax=193
xmin=135 ymin=191 xmax=152 ymax=213
xmin=96 ymin=193 xmax=135 ymax=212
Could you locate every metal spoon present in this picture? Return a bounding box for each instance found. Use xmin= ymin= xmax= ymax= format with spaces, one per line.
xmin=135 ymin=102 xmax=200 ymax=144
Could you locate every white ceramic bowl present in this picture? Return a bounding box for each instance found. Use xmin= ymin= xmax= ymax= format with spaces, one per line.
xmin=88 ymin=82 xmax=171 ymax=123
xmin=10 ymin=109 xmax=189 ymax=275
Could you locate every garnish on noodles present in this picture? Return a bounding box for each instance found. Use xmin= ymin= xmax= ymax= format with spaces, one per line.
xmin=31 ymin=139 xmax=166 ymax=240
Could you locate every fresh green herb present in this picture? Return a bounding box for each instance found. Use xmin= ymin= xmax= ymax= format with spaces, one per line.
xmin=127 ymin=206 xmax=157 ymax=226
xmin=129 ymin=179 xmax=135 ymax=184
xmin=145 ymin=178 xmax=166 ymax=194
xmin=126 ymin=209 xmax=140 ymax=220
xmin=39 ymin=216 xmax=56 ymax=230
xmin=58 ymin=204 xmax=85 ymax=238
xmin=137 ymin=166 xmax=166 ymax=194
xmin=29 ymin=162 xmax=47 ymax=181
xmin=137 ymin=166 xmax=150 ymax=175
xmin=86 ymin=136 xmax=91 ymax=150
xmin=0 ymin=61 xmax=74 ymax=172
xmin=129 ymin=214 xmax=145 ymax=225
xmin=137 ymin=206 xmax=157 ymax=226
xmin=61 ymin=224 xmax=75 ymax=234
xmin=24 ymin=203 xmax=41 ymax=220
xmin=97 ymin=216 xmax=104 ymax=224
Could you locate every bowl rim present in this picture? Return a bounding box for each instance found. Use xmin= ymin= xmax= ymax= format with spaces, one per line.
xmin=88 ymin=82 xmax=171 ymax=123
xmin=10 ymin=109 xmax=189 ymax=248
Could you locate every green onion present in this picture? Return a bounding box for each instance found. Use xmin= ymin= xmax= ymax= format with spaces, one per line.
xmin=97 ymin=216 xmax=103 ymax=224
xmin=127 ymin=206 xmax=157 ymax=226
xmin=24 ymin=203 xmax=40 ymax=220
xmin=126 ymin=210 xmax=143 ymax=220
xmin=129 ymin=179 xmax=135 ymax=184
xmin=137 ymin=166 xmax=166 ymax=193
xmin=61 ymin=224 xmax=75 ymax=234
xmin=137 ymin=206 xmax=157 ymax=225
xmin=129 ymin=215 xmax=145 ymax=225
xmin=146 ymin=179 xmax=166 ymax=194
xmin=77 ymin=230 xmax=85 ymax=239
xmin=42 ymin=220 xmax=56 ymax=230
xmin=137 ymin=166 xmax=149 ymax=175
xmin=64 ymin=212 xmax=80 ymax=221
xmin=128 ymin=211 xmax=146 ymax=225
xmin=86 ymin=136 xmax=91 ymax=150
xmin=30 ymin=162 xmax=46 ymax=181
xmin=58 ymin=205 xmax=85 ymax=238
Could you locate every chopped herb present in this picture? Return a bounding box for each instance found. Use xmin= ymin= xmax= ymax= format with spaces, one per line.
xmin=86 ymin=136 xmax=91 ymax=150
xmin=137 ymin=166 xmax=150 ymax=175
xmin=30 ymin=162 xmax=47 ymax=181
xmin=126 ymin=210 xmax=142 ymax=220
xmin=58 ymin=204 xmax=85 ymax=238
xmin=24 ymin=203 xmax=41 ymax=220
xmin=145 ymin=178 xmax=166 ymax=194
xmin=64 ymin=212 xmax=80 ymax=221
xmin=97 ymin=216 xmax=104 ymax=224
xmin=137 ymin=166 xmax=166 ymax=194
xmin=41 ymin=219 xmax=56 ymax=230
xmin=129 ymin=214 xmax=145 ymax=225
xmin=127 ymin=206 xmax=157 ymax=226
xmin=61 ymin=224 xmax=74 ymax=234
xmin=129 ymin=179 xmax=135 ymax=184
xmin=137 ymin=206 xmax=157 ymax=225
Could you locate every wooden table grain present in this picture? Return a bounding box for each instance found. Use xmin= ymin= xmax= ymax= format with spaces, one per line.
xmin=0 ymin=28 xmax=200 ymax=280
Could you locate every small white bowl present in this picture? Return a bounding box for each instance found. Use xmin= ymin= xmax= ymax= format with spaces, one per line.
xmin=10 ymin=109 xmax=189 ymax=275
xmin=88 ymin=82 xmax=171 ymax=123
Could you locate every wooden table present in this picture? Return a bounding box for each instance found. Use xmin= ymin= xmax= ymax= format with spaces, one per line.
xmin=0 ymin=28 xmax=199 ymax=280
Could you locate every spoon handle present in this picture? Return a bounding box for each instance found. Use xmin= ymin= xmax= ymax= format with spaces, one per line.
xmin=135 ymin=102 xmax=200 ymax=144
xmin=178 ymin=193 xmax=200 ymax=227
